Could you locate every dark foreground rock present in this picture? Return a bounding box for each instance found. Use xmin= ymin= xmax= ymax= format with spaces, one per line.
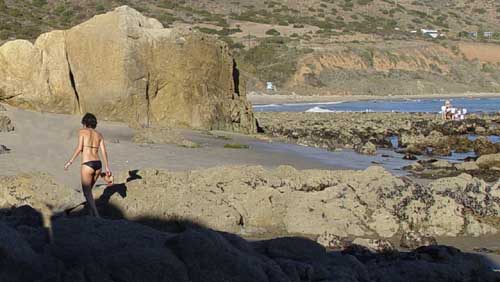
xmin=0 ymin=205 xmax=498 ymax=282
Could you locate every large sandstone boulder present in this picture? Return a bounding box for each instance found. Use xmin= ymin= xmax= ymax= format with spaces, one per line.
xmin=0 ymin=33 xmax=77 ymax=113
xmin=0 ymin=6 xmax=255 ymax=133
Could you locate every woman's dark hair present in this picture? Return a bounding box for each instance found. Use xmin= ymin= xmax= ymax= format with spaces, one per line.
xmin=81 ymin=113 xmax=97 ymax=129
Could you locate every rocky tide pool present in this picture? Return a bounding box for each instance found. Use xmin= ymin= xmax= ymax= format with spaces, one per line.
xmin=250 ymin=137 xmax=499 ymax=176
xmin=255 ymin=112 xmax=500 ymax=181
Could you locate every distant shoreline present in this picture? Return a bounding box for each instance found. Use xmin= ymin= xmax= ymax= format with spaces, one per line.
xmin=248 ymin=92 xmax=500 ymax=105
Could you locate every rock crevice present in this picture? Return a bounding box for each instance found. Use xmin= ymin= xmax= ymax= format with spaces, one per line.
xmin=65 ymin=50 xmax=81 ymax=114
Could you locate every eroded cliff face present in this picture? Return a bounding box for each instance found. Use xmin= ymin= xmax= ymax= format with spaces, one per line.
xmin=0 ymin=6 xmax=255 ymax=133
xmin=285 ymin=42 xmax=500 ymax=95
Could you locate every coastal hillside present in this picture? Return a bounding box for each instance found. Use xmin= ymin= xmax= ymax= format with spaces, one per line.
xmin=1 ymin=0 xmax=500 ymax=41
xmin=280 ymin=41 xmax=500 ymax=95
xmin=1 ymin=0 xmax=500 ymax=96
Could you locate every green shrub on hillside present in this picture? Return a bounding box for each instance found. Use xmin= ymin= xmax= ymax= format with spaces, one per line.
xmin=33 ymin=0 xmax=48 ymax=7
xmin=473 ymin=8 xmax=486 ymax=14
xmin=157 ymin=12 xmax=177 ymax=25
xmin=195 ymin=27 xmax=219 ymax=34
xmin=481 ymin=63 xmax=496 ymax=73
xmin=95 ymin=4 xmax=106 ymax=12
xmin=157 ymin=1 xmax=179 ymax=9
xmin=266 ymin=28 xmax=281 ymax=36
xmin=236 ymin=37 xmax=307 ymax=86
xmin=219 ymin=27 xmax=242 ymax=35
xmin=357 ymin=0 xmax=373 ymax=5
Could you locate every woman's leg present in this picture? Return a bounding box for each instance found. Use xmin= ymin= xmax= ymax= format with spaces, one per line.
xmin=81 ymin=165 xmax=100 ymax=217
xmin=92 ymin=169 xmax=101 ymax=187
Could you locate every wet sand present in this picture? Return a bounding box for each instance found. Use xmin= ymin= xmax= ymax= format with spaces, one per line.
xmin=248 ymin=92 xmax=500 ymax=105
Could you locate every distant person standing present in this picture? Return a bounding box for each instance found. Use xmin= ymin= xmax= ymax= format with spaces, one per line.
xmin=441 ymin=105 xmax=447 ymax=120
xmin=442 ymin=100 xmax=453 ymax=120
xmin=64 ymin=113 xmax=113 ymax=217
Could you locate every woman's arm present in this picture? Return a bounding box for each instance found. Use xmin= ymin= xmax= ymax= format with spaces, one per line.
xmin=100 ymin=137 xmax=111 ymax=175
xmin=64 ymin=130 xmax=84 ymax=170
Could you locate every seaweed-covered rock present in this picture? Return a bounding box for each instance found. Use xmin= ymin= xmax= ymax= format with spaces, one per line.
xmin=474 ymin=137 xmax=498 ymax=156
xmin=400 ymin=231 xmax=437 ymax=249
xmin=355 ymin=141 xmax=377 ymax=155
xmin=351 ymin=238 xmax=395 ymax=253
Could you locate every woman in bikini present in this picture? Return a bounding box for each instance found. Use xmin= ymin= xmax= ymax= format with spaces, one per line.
xmin=64 ymin=113 xmax=112 ymax=217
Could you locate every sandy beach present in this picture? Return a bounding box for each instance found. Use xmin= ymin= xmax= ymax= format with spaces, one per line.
xmin=248 ymin=92 xmax=500 ymax=105
xmin=0 ymin=103 xmax=338 ymax=189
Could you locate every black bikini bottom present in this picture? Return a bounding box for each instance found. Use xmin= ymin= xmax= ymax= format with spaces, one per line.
xmin=83 ymin=160 xmax=102 ymax=171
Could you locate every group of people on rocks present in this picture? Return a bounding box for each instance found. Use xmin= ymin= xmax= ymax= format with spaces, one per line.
xmin=441 ymin=100 xmax=467 ymax=120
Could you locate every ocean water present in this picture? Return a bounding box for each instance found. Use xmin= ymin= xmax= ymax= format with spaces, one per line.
xmin=249 ymin=138 xmax=499 ymax=175
xmin=468 ymin=134 xmax=500 ymax=143
xmin=253 ymin=97 xmax=500 ymax=113
xmin=248 ymin=140 xmax=414 ymax=175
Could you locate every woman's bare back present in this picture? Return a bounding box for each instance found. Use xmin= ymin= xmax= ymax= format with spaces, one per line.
xmin=80 ymin=128 xmax=102 ymax=162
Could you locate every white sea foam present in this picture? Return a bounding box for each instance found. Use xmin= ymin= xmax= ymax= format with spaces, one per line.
xmin=253 ymin=104 xmax=279 ymax=108
xmin=283 ymin=101 xmax=344 ymax=106
xmin=305 ymin=106 xmax=334 ymax=113
xmin=254 ymin=101 xmax=344 ymax=108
